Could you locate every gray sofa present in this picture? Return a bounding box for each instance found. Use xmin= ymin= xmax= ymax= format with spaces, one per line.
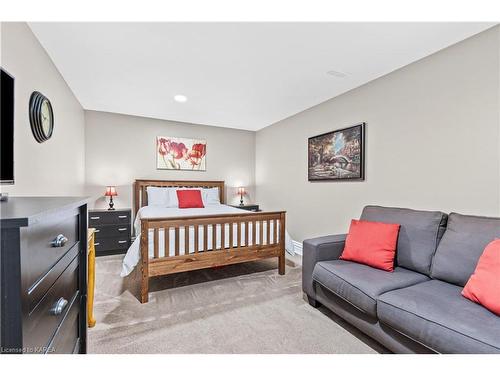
xmin=302 ymin=205 xmax=500 ymax=354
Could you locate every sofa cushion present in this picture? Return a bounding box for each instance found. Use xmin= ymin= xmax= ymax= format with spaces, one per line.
xmin=378 ymin=280 xmax=500 ymax=353
xmin=340 ymin=219 xmax=400 ymax=271
xmin=431 ymin=213 xmax=500 ymax=286
xmin=312 ymin=260 xmax=429 ymax=318
xmin=360 ymin=206 xmax=447 ymax=275
xmin=462 ymin=239 xmax=500 ymax=316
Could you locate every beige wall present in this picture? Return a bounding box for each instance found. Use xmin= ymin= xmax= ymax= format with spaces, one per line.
xmin=3 ymin=22 xmax=499 ymax=242
xmin=0 ymin=22 xmax=86 ymax=196
xmin=85 ymin=110 xmax=256 ymax=210
xmin=256 ymin=26 xmax=500 ymax=242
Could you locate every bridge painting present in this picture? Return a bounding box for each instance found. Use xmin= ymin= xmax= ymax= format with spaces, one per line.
xmin=308 ymin=123 xmax=365 ymax=181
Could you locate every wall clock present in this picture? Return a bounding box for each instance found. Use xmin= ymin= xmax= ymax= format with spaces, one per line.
xmin=29 ymin=91 xmax=54 ymax=143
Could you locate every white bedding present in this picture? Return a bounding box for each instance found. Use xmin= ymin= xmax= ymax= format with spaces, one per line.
xmin=121 ymin=204 xmax=292 ymax=277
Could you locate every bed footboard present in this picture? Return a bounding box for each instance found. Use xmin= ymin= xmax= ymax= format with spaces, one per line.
xmin=140 ymin=211 xmax=286 ymax=303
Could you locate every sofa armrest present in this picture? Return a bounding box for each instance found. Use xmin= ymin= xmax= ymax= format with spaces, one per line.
xmin=302 ymin=234 xmax=347 ymax=299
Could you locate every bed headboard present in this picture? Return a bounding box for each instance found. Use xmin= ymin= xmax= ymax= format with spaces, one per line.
xmin=134 ymin=179 xmax=225 ymax=215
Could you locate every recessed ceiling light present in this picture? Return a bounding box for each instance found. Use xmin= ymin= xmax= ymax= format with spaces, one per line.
xmin=174 ymin=94 xmax=187 ymax=103
xmin=327 ymin=70 xmax=348 ymax=78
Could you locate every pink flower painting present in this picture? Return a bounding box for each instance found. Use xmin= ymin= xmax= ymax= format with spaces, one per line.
xmin=156 ymin=136 xmax=207 ymax=170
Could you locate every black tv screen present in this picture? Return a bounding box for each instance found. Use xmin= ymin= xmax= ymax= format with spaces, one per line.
xmin=1 ymin=68 xmax=14 ymax=184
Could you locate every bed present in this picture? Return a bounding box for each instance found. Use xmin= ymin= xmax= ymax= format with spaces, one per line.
xmin=125 ymin=179 xmax=286 ymax=303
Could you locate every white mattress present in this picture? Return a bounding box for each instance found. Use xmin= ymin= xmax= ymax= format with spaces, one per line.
xmin=121 ymin=204 xmax=290 ymax=277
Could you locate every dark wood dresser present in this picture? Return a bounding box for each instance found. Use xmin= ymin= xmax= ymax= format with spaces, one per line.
xmin=0 ymin=197 xmax=88 ymax=354
xmin=88 ymin=209 xmax=131 ymax=256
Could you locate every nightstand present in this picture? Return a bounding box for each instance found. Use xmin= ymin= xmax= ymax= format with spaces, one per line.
xmin=88 ymin=208 xmax=131 ymax=256
xmin=231 ymin=204 xmax=261 ymax=212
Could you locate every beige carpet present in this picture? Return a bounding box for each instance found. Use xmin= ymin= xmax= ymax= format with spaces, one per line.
xmin=88 ymin=254 xmax=387 ymax=354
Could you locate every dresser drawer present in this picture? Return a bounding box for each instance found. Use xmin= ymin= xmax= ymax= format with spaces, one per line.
xmin=94 ymin=224 xmax=131 ymax=239
xmin=47 ymin=296 xmax=80 ymax=354
xmin=21 ymin=209 xmax=79 ymax=293
xmin=89 ymin=211 xmax=130 ymax=225
xmin=94 ymin=236 xmax=130 ymax=253
xmin=23 ymin=256 xmax=79 ymax=352
xmin=26 ymin=242 xmax=79 ymax=312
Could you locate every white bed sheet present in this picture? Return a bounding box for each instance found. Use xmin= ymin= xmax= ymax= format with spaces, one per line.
xmin=121 ymin=204 xmax=287 ymax=277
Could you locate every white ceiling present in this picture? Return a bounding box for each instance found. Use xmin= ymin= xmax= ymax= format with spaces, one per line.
xmin=29 ymin=22 xmax=495 ymax=131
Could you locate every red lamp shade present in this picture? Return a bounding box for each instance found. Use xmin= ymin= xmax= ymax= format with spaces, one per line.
xmin=105 ymin=186 xmax=118 ymax=197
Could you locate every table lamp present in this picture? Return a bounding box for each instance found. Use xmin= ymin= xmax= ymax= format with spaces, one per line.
xmin=238 ymin=187 xmax=246 ymax=206
xmin=105 ymin=186 xmax=117 ymax=210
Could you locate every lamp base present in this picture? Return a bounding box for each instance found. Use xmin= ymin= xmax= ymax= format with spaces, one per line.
xmin=108 ymin=196 xmax=115 ymax=210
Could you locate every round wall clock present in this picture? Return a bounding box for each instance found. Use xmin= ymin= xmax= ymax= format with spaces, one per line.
xmin=29 ymin=91 xmax=54 ymax=143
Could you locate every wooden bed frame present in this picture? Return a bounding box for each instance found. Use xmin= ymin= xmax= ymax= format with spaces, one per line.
xmin=134 ymin=179 xmax=286 ymax=303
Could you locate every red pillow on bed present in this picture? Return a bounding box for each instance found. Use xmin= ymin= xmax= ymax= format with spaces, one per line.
xmin=176 ymin=189 xmax=204 ymax=208
xmin=340 ymin=219 xmax=400 ymax=272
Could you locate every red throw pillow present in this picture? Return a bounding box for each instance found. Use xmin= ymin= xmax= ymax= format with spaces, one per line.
xmin=340 ymin=219 xmax=400 ymax=272
xmin=176 ymin=189 xmax=204 ymax=208
xmin=462 ymin=239 xmax=500 ymax=316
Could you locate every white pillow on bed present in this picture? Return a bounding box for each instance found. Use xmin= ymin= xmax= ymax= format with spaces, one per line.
xmin=166 ymin=187 xmax=188 ymax=207
xmin=146 ymin=186 xmax=170 ymax=206
xmin=147 ymin=187 xmax=182 ymax=207
xmin=201 ymin=187 xmax=220 ymax=206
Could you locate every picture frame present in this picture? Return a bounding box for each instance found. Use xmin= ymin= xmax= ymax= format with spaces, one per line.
xmin=308 ymin=123 xmax=365 ymax=181
xmin=156 ymin=136 xmax=207 ymax=171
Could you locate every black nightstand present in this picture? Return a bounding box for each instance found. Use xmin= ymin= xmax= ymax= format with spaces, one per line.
xmin=231 ymin=204 xmax=260 ymax=212
xmin=88 ymin=208 xmax=131 ymax=256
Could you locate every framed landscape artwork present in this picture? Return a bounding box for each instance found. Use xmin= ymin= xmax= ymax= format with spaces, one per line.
xmin=308 ymin=123 xmax=365 ymax=181
xmin=156 ymin=136 xmax=207 ymax=171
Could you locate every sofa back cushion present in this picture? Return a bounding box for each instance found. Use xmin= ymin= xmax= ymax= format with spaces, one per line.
xmin=360 ymin=206 xmax=448 ymax=275
xmin=431 ymin=213 xmax=500 ymax=286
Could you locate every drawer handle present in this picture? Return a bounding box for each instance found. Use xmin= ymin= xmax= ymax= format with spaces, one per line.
xmin=90 ymin=216 xmax=100 ymax=220
xmin=95 ymin=229 xmax=100 ymax=233
xmin=118 ymin=240 xmax=128 ymax=244
xmin=118 ymin=228 xmax=127 ymax=232
xmin=51 ymin=234 xmax=68 ymax=248
xmin=118 ymin=215 xmax=128 ymax=219
xmin=50 ymin=297 xmax=68 ymax=316
xmin=94 ymin=242 xmax=100 ymax=246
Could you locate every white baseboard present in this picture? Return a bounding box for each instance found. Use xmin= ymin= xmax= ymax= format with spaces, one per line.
xmin=292 ymin=240 xmax=303 ymax=256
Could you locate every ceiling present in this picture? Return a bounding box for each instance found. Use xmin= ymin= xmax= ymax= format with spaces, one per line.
xmin=29 ymin=22 xmax=495 ymax=131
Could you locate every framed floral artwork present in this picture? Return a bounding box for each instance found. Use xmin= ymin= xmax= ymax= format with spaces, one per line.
xmin=156 ymin=136 xmax=207 ymax=171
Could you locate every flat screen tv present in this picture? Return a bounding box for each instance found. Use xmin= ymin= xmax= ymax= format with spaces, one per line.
xmin=1 ymin=68 xmax=14 ymax=184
